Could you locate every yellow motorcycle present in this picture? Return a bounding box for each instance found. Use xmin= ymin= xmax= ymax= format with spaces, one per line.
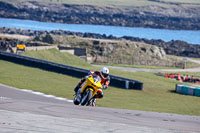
xmin=73 ymin=74 xmax=102 ymax=106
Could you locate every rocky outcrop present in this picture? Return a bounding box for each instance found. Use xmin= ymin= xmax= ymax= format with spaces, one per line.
xmin=1 ymin=27 xmax=200 ymax=58
xmin=0 ymin=28 xmax=192 ymax=67
xmin=51 ymin=35 xmax=171 ymax=66
xmin=122 ymin=36 xmax=200 ymax=58
xmin=0 ymin=37 xmax=15 ymax=52
xmin=33 ymin=33 xmax=54 ymax=44
xmin=0 ymin=1 xmax=200 ymax=30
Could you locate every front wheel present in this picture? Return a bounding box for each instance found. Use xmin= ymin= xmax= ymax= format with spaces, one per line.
xmin=73 ymin=95 xmax=80 ymax=105
xmin=81 ymin=89 xmax=93 ymax=106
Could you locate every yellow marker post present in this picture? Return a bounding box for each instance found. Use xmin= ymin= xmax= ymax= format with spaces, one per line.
xmin=17 ymin=44 xmax=26 ymax=50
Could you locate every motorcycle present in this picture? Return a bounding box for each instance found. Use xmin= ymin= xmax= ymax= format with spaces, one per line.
xmin=73 ymin=74 xmax=102 ymax=106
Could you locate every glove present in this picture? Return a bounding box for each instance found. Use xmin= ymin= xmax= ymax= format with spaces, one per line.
xmin=84 ymin=75 xmax=90 ymax=79
xmin=102 ymin=85 xmax=107 ymax=90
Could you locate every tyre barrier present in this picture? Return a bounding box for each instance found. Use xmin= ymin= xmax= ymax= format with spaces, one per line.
xmin=0 ymin=51 xmax=143 ymax=90
xmin=176 ymin=84 xmax=200 ymax=97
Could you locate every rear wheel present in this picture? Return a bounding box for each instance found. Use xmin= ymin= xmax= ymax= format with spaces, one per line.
xmin=81 ymin=89 xmax=93 ymax=106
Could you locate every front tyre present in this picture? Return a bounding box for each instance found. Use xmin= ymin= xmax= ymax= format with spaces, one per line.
xmin=73 ymin=95 xmax=80 ymax=105
xmin=81 ymin=89 xmax=93 ymax=106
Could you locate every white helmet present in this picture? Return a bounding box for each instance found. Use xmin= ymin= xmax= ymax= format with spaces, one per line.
xmin=100 ymin=67 xmax=109 ymax=79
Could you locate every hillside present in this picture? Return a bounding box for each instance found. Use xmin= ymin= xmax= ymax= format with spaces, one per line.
xmin=1 ymin=26 xmax=200 ymax=58
xmin=0 ymin=0 xmax=200 ymax=30
xmin=51 ymin=35 xmax=169 ymax=65
xmin=25 ymin=48 xmax=91 ymax=68
xmin=25 ymin=34 xmax=187 ymax=67
xmin=1 ymin=30 xmax=199 ymax=68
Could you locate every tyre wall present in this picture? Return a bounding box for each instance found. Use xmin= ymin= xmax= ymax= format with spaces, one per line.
xmin=176 ymin=84 xmax=200 ymax=97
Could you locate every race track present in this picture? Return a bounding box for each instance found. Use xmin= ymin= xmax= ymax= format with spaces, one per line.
xmin=93 ymin=58 xmax=200 ymax=73
xmin=0 ymin=84 xmax=200 ymax=133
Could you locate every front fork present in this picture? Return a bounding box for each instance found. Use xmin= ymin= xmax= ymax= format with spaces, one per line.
xmin=75 ymin=88 xmax=82 ymax=103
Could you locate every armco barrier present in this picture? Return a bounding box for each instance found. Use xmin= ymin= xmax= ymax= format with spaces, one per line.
xmin=176 ymin=84 xmax=200 ymax=97
xmin=0 ymin=51 xmax=143 ymax=90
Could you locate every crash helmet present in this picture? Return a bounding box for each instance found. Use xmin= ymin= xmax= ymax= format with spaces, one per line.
xmin=100 ymin=67 xmax=109 ymax=79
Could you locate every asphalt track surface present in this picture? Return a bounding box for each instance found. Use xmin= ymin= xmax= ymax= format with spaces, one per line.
xmin=93 ymin=65 xmax=200 ymax=72
xmin=0 ymin=84 xmax=200 ymax=133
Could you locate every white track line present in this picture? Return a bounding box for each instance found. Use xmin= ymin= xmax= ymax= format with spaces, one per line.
xmin=0 ymin=84 xmax=73 ymax=103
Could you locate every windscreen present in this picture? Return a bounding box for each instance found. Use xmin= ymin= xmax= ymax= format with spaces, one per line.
xmin=92 ymin=74 xmax=101 ymax=84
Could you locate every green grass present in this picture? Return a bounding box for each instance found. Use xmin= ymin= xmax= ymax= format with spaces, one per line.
xmin=1 ymin=49 xmax=200 ymax=116
xmin=25 ymin=49 xmax=200 ymax=69
xmin=0 ymin=60 xmax=79 ymax=99
xmin=52 ymin=0 xmax=161 ymax=6
xmin=4 ymin=0 xmax=200 ymax=7
xmin=2 ymin=0 xmax=200 ymax=10
xmin=162 ymin=0 xmax=200 ymax=4
xmin=25 ymin=49 xmax=91 ymax=68
xmin=0 ymin=0 xmax=164 ymax=6
xmin=3 ymin=0 xmax=199 ymax=7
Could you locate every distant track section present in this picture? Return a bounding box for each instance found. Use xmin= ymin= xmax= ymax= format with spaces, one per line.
xmin=0 ymin=51 xmax=143 ymax=90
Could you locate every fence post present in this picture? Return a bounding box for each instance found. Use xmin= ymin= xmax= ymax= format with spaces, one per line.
xmin=125 ymin=80 xmax=129 ymax=89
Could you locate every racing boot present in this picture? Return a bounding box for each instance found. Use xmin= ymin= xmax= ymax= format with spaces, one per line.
xmin=91 ymin=98 xmax=96 ymax=107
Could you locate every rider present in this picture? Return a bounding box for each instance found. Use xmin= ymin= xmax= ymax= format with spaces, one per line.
xmin=74 ymin=67 xmax=110 ymax=99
